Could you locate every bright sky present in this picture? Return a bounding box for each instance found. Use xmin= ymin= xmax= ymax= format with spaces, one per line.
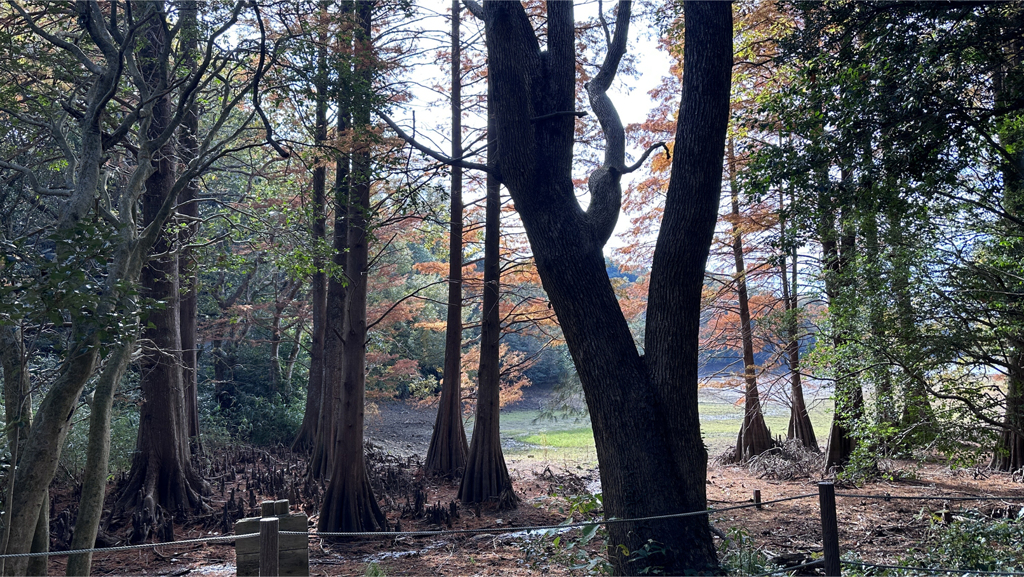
xmin=391 ymin=1 xmax=674 ymax=252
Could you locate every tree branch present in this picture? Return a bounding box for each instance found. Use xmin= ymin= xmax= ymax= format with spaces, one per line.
xmin=622 ymin=142 xmax=670 ymax=174
xmin=378 ymin=110 xmax=491 ymax=174
xmin=463 ymin=0 xmax=483 ymax=20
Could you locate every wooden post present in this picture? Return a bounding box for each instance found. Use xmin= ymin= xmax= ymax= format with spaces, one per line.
xmin=259 ymin=517 xmax=279 ymax=577
xmin=818 ymin=482 xmax=841 ymax=576
xmin=753 ymin=489 xmax=762 ymax=510
xmin=236 ymin=499 xmax=309 ymax=576
xmin=261 ymin=500 xmax=276 ymax=517
xmin=275 ymin=499 xmax=289 ymax=516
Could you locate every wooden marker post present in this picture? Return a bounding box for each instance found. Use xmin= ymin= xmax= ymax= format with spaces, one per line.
xmin=235 ymin=499 xmax=309 ymax=576
xmin=259 ymin=517 xmax=279 ymax=576
xmin=818 ymin=482 xmax=841 ymax=576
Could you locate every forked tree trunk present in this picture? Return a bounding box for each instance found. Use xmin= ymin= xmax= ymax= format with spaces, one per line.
xmin=482 ymin=2 xmax=729 ymax=573
xmin=319 ymin=1 xmax=387 ymax=533
xmin=425 ymin=0 xmax=469 ymax=479
xmin=115 ymin=4 xmax=208 ymax=529
xmin=459 ymin=112 xmax=515 ymax=505
xmin=727 ymin=140 xmax=773 ymax=462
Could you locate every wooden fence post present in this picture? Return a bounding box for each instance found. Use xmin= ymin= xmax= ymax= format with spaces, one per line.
xmin=818 ymin=482 xmax=841 ymax=576
xmin=236 ymin=498 xmax=309 ymax=576
xmin=753 ymin=489 xmax=762 ymax=510
xmin=259 ymin=517 xmax=279 ymax=577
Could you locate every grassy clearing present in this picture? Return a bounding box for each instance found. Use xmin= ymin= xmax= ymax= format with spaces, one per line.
xmin=499 ymin=387 xmax=833 ymax=464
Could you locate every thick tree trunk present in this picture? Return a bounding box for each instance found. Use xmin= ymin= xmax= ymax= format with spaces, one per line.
xmin=320 ymin=1 xmax=387 ymax=532
xmin=727 ymin=141 xmax=773 ymax=462
xmin=482 ymin=2 xmax=730 ymax=573
xmin=993 ymin=363 xmax=1024 ymax=471
xmin=115 ymin=4 xmax=208 ymax=530
xmin=426 ymin=1 xmax=469 ymax=479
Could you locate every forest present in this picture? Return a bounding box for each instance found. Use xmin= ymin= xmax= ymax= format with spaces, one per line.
xmin=0 ymin=0 xmax=1022 ymax=576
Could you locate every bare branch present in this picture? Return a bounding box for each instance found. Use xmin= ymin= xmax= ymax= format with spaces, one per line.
xmin=622 ymin=142 xmax=670 ymax=174
xmin=0 ymin=160 xmax=72 ymax=197
xmin=378 ymin=110 xmax=491 ymax=174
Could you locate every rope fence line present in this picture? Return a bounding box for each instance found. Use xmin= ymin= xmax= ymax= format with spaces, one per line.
xmin=752 ymin=559 xmax=823 ymax=577
xmin=0 ymin=488 xmax=1020 ymax=565
xmin=0 ymin=533 xmax=253 ymax=560
xmin=842 ymin=560 xmax=1024 ymax=576
xmin=837 ymin=493 xmax=1024 ymax=502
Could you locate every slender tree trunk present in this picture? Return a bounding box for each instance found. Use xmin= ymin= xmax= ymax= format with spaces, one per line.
xmin=780 ymin=241 xmax=817 ymax=450
xmin=319 ymin=0 xmax=387 ymax=532
xmin=727 ymin=139 xmax=772 ymax=461
xmin=66 ymin=340 xmax=135 ymax=576
xmin=425 ymin=0 xmax=469 ymax=478
xmin=294 ymin=18 xmax=331 ymax=453
xmin=178 ymin=0 xmax=202 ymax=447
xmin=459 ymin=89 xmax=514 ymax=505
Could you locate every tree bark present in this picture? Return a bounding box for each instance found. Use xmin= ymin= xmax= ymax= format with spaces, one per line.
xmin=66 ymin=340 xmax=135 ymax=576
xmin=178 ymin=0 xmax=202 ymax=447
xmin=319 ymin=0 xmax=387 ymax=533
xmin=482 ymin=2 xmax=730 ymax=573
xmin=426 ymin=0 xmax=469 ymax=479
xmin=727 ymin=139 xmax=773 ymax=462
xmin=115 ymin=3 xmax=208 ymax=529
xmin=780 ymin=241 xmax=817 ymax=451
xmin=459 ymin=95 xmax=514 ymax=505
xmin=295 ymin=12 xmax=331 ymax=454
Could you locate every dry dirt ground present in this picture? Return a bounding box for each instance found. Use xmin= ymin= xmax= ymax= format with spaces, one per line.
xmin=40 ymin=399 xmax=1024 ymax=576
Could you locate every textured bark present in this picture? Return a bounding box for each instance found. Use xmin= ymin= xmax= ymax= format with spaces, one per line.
xmin=115 ymin=4 xmax=208 ymax=527
xmin=0 ymin=325 xmax=49 ymax=576
xmin=727 ymin=140 xmax=773 ymax=462
xmin=482 ymin=2 xmax=730 ymax=573
xmin=458 ymin=117 xmax=514 ymax=505
xmin=824 ymin=214 xmax=865 ymax=471
xmin=780 ymin=244 xmax=817 ymax=451
xmin=66 ymin=341 xmax=134 ymax=576
xmin=295 ymin=19 xmax=331 ymax=454
xmin=425 ymin=0 xmax=469 ymax=479
xmin=178 ymin=0 xmax=202 ymax=446
xmin=993 ymin=369 xmax=1024 ymax=471
xmin=319 ymin=0 xmax=387 ymax=533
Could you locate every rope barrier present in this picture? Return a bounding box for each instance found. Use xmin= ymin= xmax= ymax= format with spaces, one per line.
xmin=837 ymin=493 xmax=1024 ymax=502
xmin=842 ymin=560 xmax=1024 ymax=576
xmin=0 ymin=533 xmax=253 ymax=560
xmin=750 ymin=559 xmax=823 ymax=576
xmin=305 ymin=493 xmax=820 ymax=539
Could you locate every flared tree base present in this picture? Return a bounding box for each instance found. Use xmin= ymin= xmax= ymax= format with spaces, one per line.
xmin=318 ymin=464 xmax=388 ymax=532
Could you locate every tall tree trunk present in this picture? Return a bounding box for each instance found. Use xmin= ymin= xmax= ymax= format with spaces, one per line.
xmin=178 ymin=0 xmax=202 ymax=447
xmin=481 ymin=2 xmax=730 ymax=573
xmin=115 ymin=3 xmax=208 ymax=529
xmin=780 ymin=240 xmax=817 ymax=450
xmin=294 ymin=17 xmax=331 ymax=453
xmin=319 ymin=0 xmax=387 ymax=532
xmin=425 ymin=0 xmax=469 ymax=479
xmin=458 ymin=88 xmax=514 ymax=505
xmin=824 ymin=195 xmax=865 ymax=471
xmin=727 ymin=139 xmax=772 ymax=461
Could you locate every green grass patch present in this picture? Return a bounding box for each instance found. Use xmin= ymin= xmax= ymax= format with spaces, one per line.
xmin=520 ymin=427 xmax=595 ymax=448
